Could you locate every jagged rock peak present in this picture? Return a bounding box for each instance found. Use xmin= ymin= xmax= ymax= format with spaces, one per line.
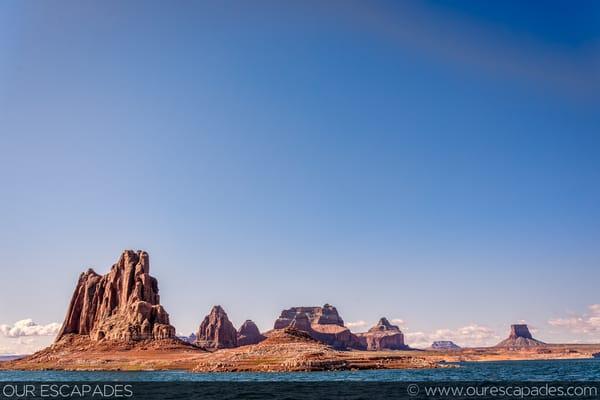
xmin=357 ymin=317 xmax=407 ymax=351
xmin=196 ymin=305 xmax=238 ymax=349
xmin=56 ymin=250 xmax=175 ymax=342
xmin=369 ymin=317 xmax=400 ymax=332
xmin=237 ymin=320 xmax=266 ymax=346
xmin=274 ymin=304 xmax=344 ymax=329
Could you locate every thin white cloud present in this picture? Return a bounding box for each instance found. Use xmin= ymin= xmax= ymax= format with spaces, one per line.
xmin=0 ymin=319 xmax=61 ymax=338
xmin=0 ymin=335 xmax=55 ymax=356
xmin=346 ymin=320 xmax=368 ymax=330
xmin=548 ymin=304 xmax=600 ymax=337
xmin=391 ymin=319 xmax=405 ymax=326
xmin=404 ymin=324 xmax=500 ymax=348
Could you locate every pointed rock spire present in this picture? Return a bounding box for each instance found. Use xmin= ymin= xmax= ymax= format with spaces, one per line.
xmin=196 ymin=305 xmax=238 ymax=349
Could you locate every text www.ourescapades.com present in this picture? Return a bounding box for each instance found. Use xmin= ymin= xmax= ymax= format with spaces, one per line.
xmin=409 ymin=383 xmax=598 ymax=398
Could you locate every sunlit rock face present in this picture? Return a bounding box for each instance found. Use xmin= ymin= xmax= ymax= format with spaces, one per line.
xmin=356 ymin=318 xmax=408 ymax=351
xmin=57 ymin=250 xmax=175 ymax=342
xmin=273 ymin=304 xmax=362 ymax=349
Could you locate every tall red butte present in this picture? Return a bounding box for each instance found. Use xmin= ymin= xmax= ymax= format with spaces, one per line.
xmin=56 ymin=250 xmax=175 ymax=342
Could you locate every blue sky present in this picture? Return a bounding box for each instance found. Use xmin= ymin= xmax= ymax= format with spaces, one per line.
xmin=1 ymin=0 xmax=599 ymax=353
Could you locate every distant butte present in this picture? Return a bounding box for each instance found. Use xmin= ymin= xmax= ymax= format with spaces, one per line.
xmin=431 ymin=341 xmax=461 ymax=350
xmin=356 ymin=318 xmax=409 ymax=350
xmin=495 ymin=324 xmax=545 ymax=348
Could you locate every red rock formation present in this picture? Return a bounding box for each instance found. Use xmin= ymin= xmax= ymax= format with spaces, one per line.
xmin=237 ymin=320 xmax=265 ymax=346
xmin=496 ymin=324 xmax=544 ymax=348
xmin=56 ymin=250 xmax=175 ymax=342
xmin=196 ymin=306 xmax=238 ymax=349
xmin=356 ymin=318 xmax=408 ymax=350
xmin=311 ymin=324 xmax=363 ymax=349
xmin=274 ymin=304 xmax=344 ymax=329
xmin=273 ymin=304 xmax=361 ymax=349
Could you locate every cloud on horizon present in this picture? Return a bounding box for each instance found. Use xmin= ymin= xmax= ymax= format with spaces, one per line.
xmin=404 ymin=324 xmax=500 ymax=348
xmin=548 ymin=304 xmax=600 ymax=338
xmin=346 ymin=320 xmax=368 ymax=330
xmin=0 ymin=319 xmax=61 ymax=338
xmin=0 ymin=319 xmax=61 ymax=356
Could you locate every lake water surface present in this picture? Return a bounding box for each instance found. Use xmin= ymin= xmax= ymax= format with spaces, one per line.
xmin=1 ymin=359 xmax=599 ymax=381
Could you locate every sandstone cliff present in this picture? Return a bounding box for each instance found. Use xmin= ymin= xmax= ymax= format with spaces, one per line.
xmin=496 ymin=324 xmax=545 ymax=348
xmin=196 ymin=305 xmax=238 ymax=349
xmin=273 ymin=304 xmax=361 ymax=349
xmin=56 ymin=250 xmax=175 ymax=342
xmin=274 ymin=304 xmax=344 ymax=329
xmin=237 ymin=320 xmax=265 ymax=346
xmin=356 ymin=318 xmax=408 ymax=351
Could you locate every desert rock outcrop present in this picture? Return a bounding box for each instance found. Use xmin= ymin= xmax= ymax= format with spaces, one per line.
xmin=431 ymin=341 xmax=461 ymax=350
xmin=273 ymin=304 xmax=361 ymax=349
xmin=496 ymin=324 xmax=544 ymax=348
xmin=56 ymin=250 xmax=175 ymax=342
xmin=196 ymin=305 xmax=238 ymax=349
xmin=237 ymin=320 xmax=265 ymax=346
xmin=356 ymin=318 xmax=408 ymax=350
xmin=274 ymin=304 xmax=344 ymax=329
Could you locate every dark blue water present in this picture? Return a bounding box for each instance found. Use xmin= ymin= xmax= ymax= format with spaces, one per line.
xmin=1 ymin=359 xmax=599 ymax=381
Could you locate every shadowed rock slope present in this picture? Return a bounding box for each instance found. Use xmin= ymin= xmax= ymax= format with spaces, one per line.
xmin=196 ymin=306 xmax=238 ymax=349
xmin=496 ymin=324 xmax=545 ymax=348
xmin=237 ymin=320 xmax=265 ymax=346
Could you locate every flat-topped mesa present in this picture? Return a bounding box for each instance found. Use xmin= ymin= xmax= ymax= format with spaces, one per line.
xmin=274 ymin=304 xmax=344 ymax=329
xmin=237 ymin=320 xmax=265 ymax=346
xmin=496 ymin=324 xmax=545 ymax=348
xmin=196 ymin=305 xmax=238 ymax=349
xmin=56 ymin=250 xmax=175 ymax=342
xmin=273 ymin=304 xmax=361 ymax=349
xmin=356 ymin=317 xmax=408 ymax=351
xmin=431 ymin=341 xmax=461 ymax=350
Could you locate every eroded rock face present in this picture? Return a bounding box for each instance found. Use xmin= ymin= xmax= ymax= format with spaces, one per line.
xmin=356 ymin=318 xmax=408 ymax=351
xmin=237 ymin=320 xmax=265 ymax=346
xmin=196 ymin=306 xmax=238 ymax=349
xmin=56 ymin=250 xmax=175 ymax=342
xmin=496 ymin=324 xmax=544 ymax=348
xmin=509 ymin=324 xmax=533 ymax=339
xmin=273 ymin=304 xmax=361 ymax=349
xmin=274 ymin=304 xmax=344 ymax=329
